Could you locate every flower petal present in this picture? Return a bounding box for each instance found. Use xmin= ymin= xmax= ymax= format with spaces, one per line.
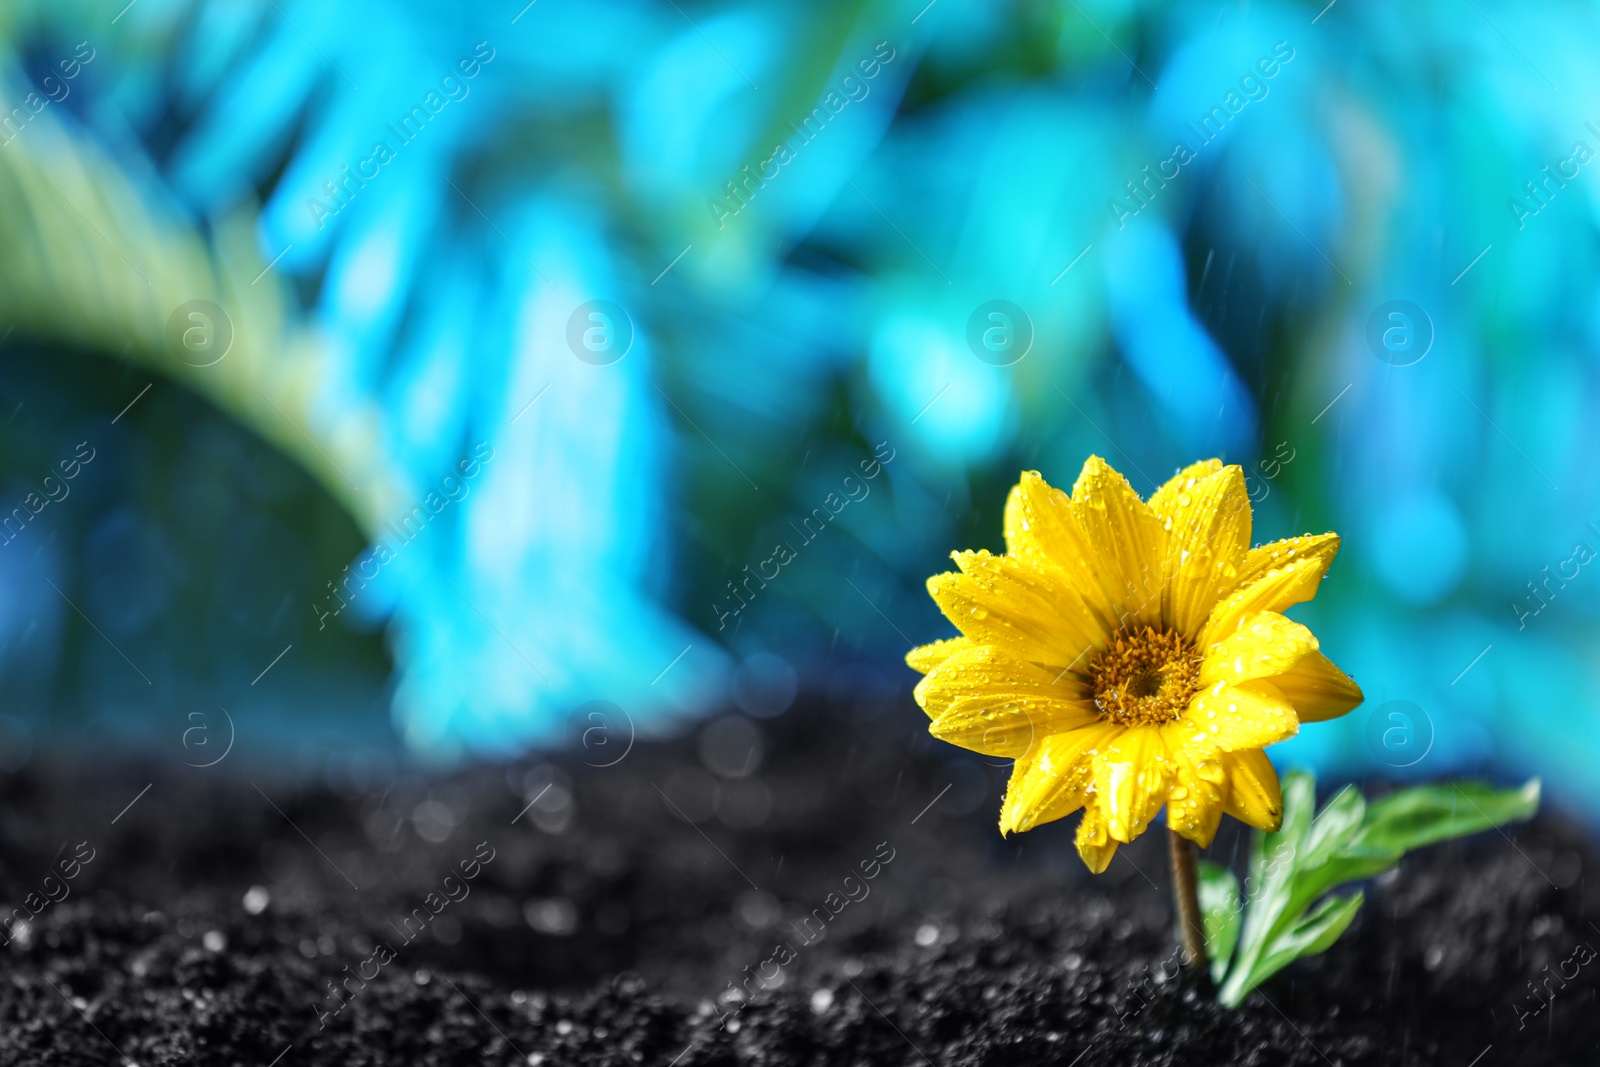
xmin=1221 ymin=748 xmax=1284 ymax=831
xmin=1091 ymin=725 xmax=1173 ymax=843
xmin=1147 ymin=459 xmax=1224 ymax=514
xmin=927 ymin=550 xmax=1107 ymax=669
xmin=999 ymin=720 xmax=1123 ymax=834
xmin=1148 ymin=463 xmax=1252 ymax=636
xmin=1070 ymin=455 xmax=1166 ymax=627
xmin=1200 ymin=611 xmax=1319 ymax=687
xmin=1075 ymin=803 xmax=1119 ymax=874
xmin=1160 ymin=722 xmax=1227 ymax=846
xmin=906 ymin=637 xmax=975 ymax=675
xmin=1004 ymin=471 xmax=1119 ymax=627
xmin=1239 ymin=532 xmax=1341 ymax=590
xmin=1268 ymin=649 xmax=1364 ymax=722
xmin=917 ymin=644 xmax=1100 ymax=756
xmin=1185 ymin=679 xmax=1299 ymax=752
xmin=1204 ymin=534 xmax=1340 ymax=643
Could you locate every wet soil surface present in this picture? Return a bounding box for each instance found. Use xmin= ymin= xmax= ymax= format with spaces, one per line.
xmin=0 ymin=693 xmax=1593 ymax=1065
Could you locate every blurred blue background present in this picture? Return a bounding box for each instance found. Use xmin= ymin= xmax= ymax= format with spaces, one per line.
xmin=0 ymin=0 xmax=1591 ymax=808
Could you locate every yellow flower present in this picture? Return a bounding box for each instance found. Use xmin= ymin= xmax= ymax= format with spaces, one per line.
xmin=906 ymin=457 xmax=1364 ymax=873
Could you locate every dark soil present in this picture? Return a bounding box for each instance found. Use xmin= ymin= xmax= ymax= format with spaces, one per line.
xmin=0 ymin=690 xmax=1594 ymax=1066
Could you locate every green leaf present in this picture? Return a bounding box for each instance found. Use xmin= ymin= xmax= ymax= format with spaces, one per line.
xmin=1245 ymin=891 xmax=1364 ymax=997
xmin=1240 ymin=773 xmax=1313 ymax=936
xmin=1225 ymin=770 xmax=1314 ymax=1001
xmin=1197 ymin=860 xmax=1242 ymax=984
xmin=1214 ymin=775 xmax=1542 ymax=1008
xmin=1283 ymin=843 xmax=1400 ymax=916
xmin=1357 ymin=779 xmax=1540 ymax=855
xmin=1299 ymin=784 xmax=1366 ymax=870
xmin=1276 ymin=770 xmax=1319 ymax=851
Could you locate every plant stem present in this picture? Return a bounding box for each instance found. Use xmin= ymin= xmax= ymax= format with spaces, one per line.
xmin=1168 ymin=828 xmax=1210 ymax=985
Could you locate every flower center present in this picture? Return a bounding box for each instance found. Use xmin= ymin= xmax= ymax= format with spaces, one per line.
xmin=1088 ymin=626 xmax=1203 ymax=727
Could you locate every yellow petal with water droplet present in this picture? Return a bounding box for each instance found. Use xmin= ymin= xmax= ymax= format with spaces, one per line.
xmin=918 ymin=644 xmax=1099 ymax=756
xmin=1239 ymin=532 xmax=1341 ymax=588
xmin=926 ymin=550 xmax=1108 ymax=669
xmin=1222 ymin=748 xmax=1283 ymax=831
xmin=1199 ymin=610 xmax=1318 ymax=687
xmin=999 ymin=720 xmax=1124 ymax=834
xmin=1146 ymin=462 xmax=1251 ymax=636
xmin=906 ymin=637 xmax=976 ymax=675
xmin=1159 ymin=721 xmax=1226 ymax=846
xmin=1004 ymin=472 xmax=1120 ymax=628
xmin=1147 ymin=460 xmax=1222 ymax=517
xmin=1268 ymin=649 xmax=1364 ymax=722
xmin=1185 ymin=680 xmax=1298 ymax=751
xmin=1091 ymin=725 xmax=1172 ymax=843
xmin=1075 ymin=803 xmax=1119 ymax=874
xmin=1202 ymin=534 xmax=1340 ymax=643
xmin=1069 ymin=456 xmax=1166 ymax=628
